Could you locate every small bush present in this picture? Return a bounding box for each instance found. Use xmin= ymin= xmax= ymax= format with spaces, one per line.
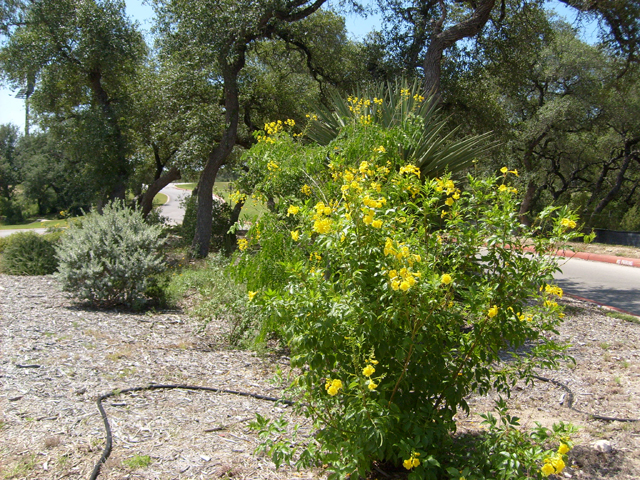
xmin=0 ymin=231 xmax=58 ymax=275
xmin=55 ymin=201 xmax=166 ymax=307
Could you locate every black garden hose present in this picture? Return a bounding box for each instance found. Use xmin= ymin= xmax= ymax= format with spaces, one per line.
xmin=90 ymin=376 xmax=638 ymax=479
xmin=89 ymin=383 xmax=294 ymax=480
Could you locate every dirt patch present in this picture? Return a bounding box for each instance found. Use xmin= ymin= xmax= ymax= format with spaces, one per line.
xmin=1 ymin=276 xmax=640 ymax=479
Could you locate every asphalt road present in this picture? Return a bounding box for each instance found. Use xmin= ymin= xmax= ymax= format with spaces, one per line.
xmin=158 ymin=183 xmax=190 ymax=225
xmin=553 ymin=256 xmax=640 ymax=316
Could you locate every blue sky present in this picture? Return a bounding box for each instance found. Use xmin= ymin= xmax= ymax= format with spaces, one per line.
xmin=0 ymin=0 xmax=597 ymax=132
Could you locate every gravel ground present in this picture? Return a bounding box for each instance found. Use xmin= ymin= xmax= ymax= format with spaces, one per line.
xmin=1 ymin=275 xmax=640 ymax=479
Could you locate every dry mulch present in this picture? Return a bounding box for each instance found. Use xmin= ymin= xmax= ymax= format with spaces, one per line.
xmin=1 ymin=275 xmax=640 ymax=479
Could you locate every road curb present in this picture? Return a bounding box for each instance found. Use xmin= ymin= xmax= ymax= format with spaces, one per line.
xmin=553 ymin=249 xmax=640 ymax=268
xmin=565 ymin=293 xmax=640 ymax=318
xmin=522 ymin=246 xmax=640 ymax=268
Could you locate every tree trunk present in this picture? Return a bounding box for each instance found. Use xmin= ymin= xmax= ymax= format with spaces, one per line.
xmin=518 ymin=181 xmax=537 ymax=227
xmin=518 ymin=131 xmax=548 ymax=225
xmin=139 ymin=166 xmax=181 ymax=217
xmin=192 ymin=64 xmax=242 ymax=257
xmin=422 ymin=0 xmax=496 ymax=97
xmin=88 ymin=68 xmax=129 ymax=202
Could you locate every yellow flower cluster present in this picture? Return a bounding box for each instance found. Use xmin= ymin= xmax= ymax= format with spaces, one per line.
xmin=314 ymin=202 xmax=332 ymax=216
xmin=300 ymin=184 xmax=312 ymax=196
xmin=560 ymin=218 xmax=577 ymax=229
xmin=500 ymin=166 xmax=519 ymax=176
xmin=325 ymin=378 xmax=343 ymax=396
xmin=347 ymin=96 xmax=371 ymax=116
xmin=540 ymin=447 xmax=569 ymax=477
xmin=287 ymin=205 xmax=300 ymax=216
xmin=256 ymin=119 xmax=296 ymax=143
xmin=518 ymin=312 xmax=533 ymax=322
xmin=238 ymin=238 xmax=248 ymax=251
xmin=291 ymin=230 xmax=300 ymax=241
xmin=362 ymin=362 xmax=378 ymax=390
xmin=384 ymin=238 xmax=421 ymax=265
xmin=305 ymin=113 xmax=318 ymax=121
xmin=413 ymin=93 xmax=425 ymax=102
xmin=267 ymin=161 xmax=279 ymax=171
xmin=313 ymin=218 xmax=332 ymax=234
xmin=403 ymin=452 xmax=421 ymax=470
xmin=363 ymin=195 xmax=386 ymax=209
xmin=230 ymin=190 xmax=247 ymax=203
xmin=309 ymin=252 xmax=322 ymax=262
xmin=388 ymin=267 xmax=420 ymax=292
xmin=264 ymin=120 xmax=283 ymax=135
xmin=441 ymin=273 xmax=453 ymax=285
xmin=544 ymin=284 xmax=563 ymax=298
xmin=435 ymin=178 xmax=457 ymax=194
xmin=498 ymin=184 xmax=518 ymax=194
xmin=311 ymin=201 xmax=333 ymax=234
xmin=488 ymin=305 xmax=499 ymax=318
xmin=399 ymin=164 xmax=421 ymax=178
xmin=248 ymin=291 xmax=257 ymax=301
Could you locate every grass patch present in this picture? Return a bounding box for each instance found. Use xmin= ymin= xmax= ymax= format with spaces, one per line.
xmin=4 ymin=453 xmax=37 ymax=479
xmin=606 ymin=311 xmax=640 ymax=324
xmin=123 ymin=454 xmax=151 ymax=469
xmin=153 ymin=192 xmax=168 ymax=206
xmin=175 ymin=183 xmax=197 ymax=190
xmin=165 ymin=253 xmax=257 ymax=346
xmin=0 ymin=219 xmax=69 ymax=230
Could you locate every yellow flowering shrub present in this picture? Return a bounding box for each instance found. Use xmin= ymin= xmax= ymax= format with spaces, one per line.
xmin=237 ymin=87 xmax=582 ymax=479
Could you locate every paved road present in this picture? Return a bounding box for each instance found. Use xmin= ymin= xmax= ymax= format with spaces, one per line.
xmin=553 ymin=256 xmax=640 ymax=316
xmin=158 ymin=183 xmax=190 ymax=225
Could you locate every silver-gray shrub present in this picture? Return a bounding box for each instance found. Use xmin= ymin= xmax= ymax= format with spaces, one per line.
xmin=55 ymin=201 xmax=166 ymax=307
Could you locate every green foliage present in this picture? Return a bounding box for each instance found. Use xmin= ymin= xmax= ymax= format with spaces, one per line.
xmin=166 ymin=253 xmax=257 ymax=346
xmin=15 ymin=132 xmax=95 ymax=216
xmin=619 ymin=205 xmax=640 ymax=232
xmin=0 ymin=231 xmax=58 ymax=275
xmin=180 ymin=194 xmax=236 ymax=253
xmin=0 ymin=235 xmax=9 ymax=253
xmin=445 ymin=399 xmax=577 ymax=479
xmin=0 ymin=123 xmax=20 ymax=201
xmin=55 ymin=201 xmax=165 ymax=307
xmin=235 ymin=90 xmax=584 ymax=479
xmin=0 ymin=197 xmax=24 ymax=223
xmin=305 ymin=79 xmax=495 ymax=178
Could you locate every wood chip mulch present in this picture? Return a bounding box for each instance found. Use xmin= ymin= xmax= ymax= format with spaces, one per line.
xmin=2 ymin=275 xmax=640 ymax=479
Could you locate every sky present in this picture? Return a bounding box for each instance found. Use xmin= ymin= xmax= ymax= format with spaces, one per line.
xmin=0 ymin=0 xmax=597 ymax=133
